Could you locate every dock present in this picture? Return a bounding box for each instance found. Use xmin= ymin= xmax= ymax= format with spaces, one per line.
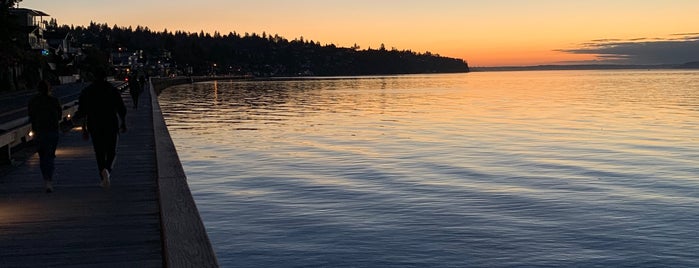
xmin=0 ymin=82 xmax=218 ymax=267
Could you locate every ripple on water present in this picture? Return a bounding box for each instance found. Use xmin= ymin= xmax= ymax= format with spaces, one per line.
xmin=160 ymin=71 xmax=699 ymax=267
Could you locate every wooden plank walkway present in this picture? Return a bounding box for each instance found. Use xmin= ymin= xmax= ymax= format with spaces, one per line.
xmin=0 ymin=87 xmax=163 ymax=267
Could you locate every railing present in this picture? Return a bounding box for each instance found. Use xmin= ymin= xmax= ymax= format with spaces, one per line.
xmin=2 ymin=75 xmax=246 ymax=163
xmin=0 ymin=82 xmax=128 ymax=164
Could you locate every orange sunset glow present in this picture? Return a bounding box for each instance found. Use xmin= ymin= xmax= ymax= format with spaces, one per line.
xmin=4 ymin=1 xmax=699 ymax=267
xmin=22 ymin=0 xmax=699 ymax=66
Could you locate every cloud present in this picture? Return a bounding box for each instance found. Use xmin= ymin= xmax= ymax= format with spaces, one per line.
xmin=558 ymin=33 xmax=699 ymax=65
xmin=671 ymin=32 xmax=699 ymax=37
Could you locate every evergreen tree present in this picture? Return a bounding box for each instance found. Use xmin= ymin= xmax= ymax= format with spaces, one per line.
xmin=10 ymin=18 xmax=468 ymax=84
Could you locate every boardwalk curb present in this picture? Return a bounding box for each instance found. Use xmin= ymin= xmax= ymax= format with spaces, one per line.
xmin=151 ymin=85 xmax=219 ymax=268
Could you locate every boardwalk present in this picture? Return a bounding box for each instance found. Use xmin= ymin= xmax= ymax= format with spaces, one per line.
xmin=0 ymin=87 xmax=162 ymax=267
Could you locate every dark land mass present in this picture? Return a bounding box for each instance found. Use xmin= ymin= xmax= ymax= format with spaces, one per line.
xmin=677 ymin=61 xmax=699 ymax=69
xmin=49 ymin=22 xmax=469 ymax=77
xmin=472 ymin=62 xmax=699 ymax=72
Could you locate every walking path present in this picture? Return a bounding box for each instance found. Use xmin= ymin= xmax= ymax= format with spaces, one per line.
xmin=0 ymin=87 xmax=163 ymax=267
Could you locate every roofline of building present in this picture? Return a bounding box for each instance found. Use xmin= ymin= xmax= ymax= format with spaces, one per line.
xmin=9 ymin=8 xmax=50 ymax=17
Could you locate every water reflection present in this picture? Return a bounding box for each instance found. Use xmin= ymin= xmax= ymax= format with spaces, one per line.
xmin=159 ymin=71 xmax=699 ymax=268
xmin=161 ymin=75 xmax=456 ymax=133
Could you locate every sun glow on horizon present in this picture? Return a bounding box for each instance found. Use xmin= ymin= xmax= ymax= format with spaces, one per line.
xmin=23 ymin=0 xmax=699 ymax=66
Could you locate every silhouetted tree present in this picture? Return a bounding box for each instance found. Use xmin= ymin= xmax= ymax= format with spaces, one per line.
xmin=44 ymin=21 xmax=468 ymax=78
xmin=79 ymin=47 xmax=112 ymax=80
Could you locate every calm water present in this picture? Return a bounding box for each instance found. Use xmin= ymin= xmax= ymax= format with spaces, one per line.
xmin=159 ymin=70 xmax=699 ymax=267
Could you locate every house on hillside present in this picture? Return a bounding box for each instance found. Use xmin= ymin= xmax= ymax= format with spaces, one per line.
xmin=3 ymin=7 xmax=50 ymax=90
xmin=45 ymin=31 xmax=74 ymax=54
xmin=44 ymin=31 xmax=83 ymax=84
xmin=9 ymin=8 xmax=50 ymax=51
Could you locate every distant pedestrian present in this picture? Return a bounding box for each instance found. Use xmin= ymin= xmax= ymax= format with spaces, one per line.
xmin=138 ymin=74 xmax=147 ymax=90
xmin=27 ymin=80 xmax=62 ymax=193
xmin=128 ymin=73 xmax=142 ymax=109
xmin=76 ymin=69 xmax=127 ymax=188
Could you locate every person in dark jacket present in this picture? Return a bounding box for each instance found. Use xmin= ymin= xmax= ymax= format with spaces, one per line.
xmin=128 ymin=72 xmax=142 ymax=109
xmin=28 ymin=80 xmax=62 ymax=193
xmin=76 ymin=69 xmax=127 ymax=188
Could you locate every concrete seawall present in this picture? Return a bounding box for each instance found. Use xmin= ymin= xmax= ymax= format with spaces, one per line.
xmin=150 ymin=84 xmax=219 ymax=267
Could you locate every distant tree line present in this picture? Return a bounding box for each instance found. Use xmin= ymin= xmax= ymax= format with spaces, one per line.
xmin=49 ymin=22 xmax=469 ymax=77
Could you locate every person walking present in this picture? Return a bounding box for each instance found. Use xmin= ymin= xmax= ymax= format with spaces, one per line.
xmin=76 ymin=69 xmax=127 ymax=188
xmin=27 ymin=80 xmax=62 ymax=193
xmin=128 ymin=72 xmax=142 ymax=109
xmin=138 ymin=73 xmax=147 ymax=91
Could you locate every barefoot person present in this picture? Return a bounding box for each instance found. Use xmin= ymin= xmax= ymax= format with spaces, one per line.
xmin=76 ymin=69 xmax=127 ymax=188
xmin=28 ymin=80 xmax=62 ymax=193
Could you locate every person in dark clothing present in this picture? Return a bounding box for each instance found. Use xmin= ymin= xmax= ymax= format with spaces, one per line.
xmin=138 ymin=74 xmax=147 ymax=90
xmin=128 ymin=73 xmax=142 ymax=109
xmin=76 ymin=70 xmax=127 ymax=188
xmin=28 ymin=80 xmax=62 ymax=193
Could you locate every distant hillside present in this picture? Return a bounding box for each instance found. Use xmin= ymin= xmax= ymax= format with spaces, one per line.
xmin=49 ymin=22 xmax=469 ymax=76
xmin=473 ymin=62 xmax=699 ymax=72
xmin=677 ymin=61 xmax=699 ymax=69
xmin=471 ymin=64 xmax=677 ymax=72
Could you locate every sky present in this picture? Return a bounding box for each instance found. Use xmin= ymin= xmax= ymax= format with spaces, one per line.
xmin=22 ymin=0 xmax=699 ymax=66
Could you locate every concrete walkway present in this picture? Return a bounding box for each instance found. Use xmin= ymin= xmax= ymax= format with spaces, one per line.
xmin=0 ymin=88 xmax=163 ymax=267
